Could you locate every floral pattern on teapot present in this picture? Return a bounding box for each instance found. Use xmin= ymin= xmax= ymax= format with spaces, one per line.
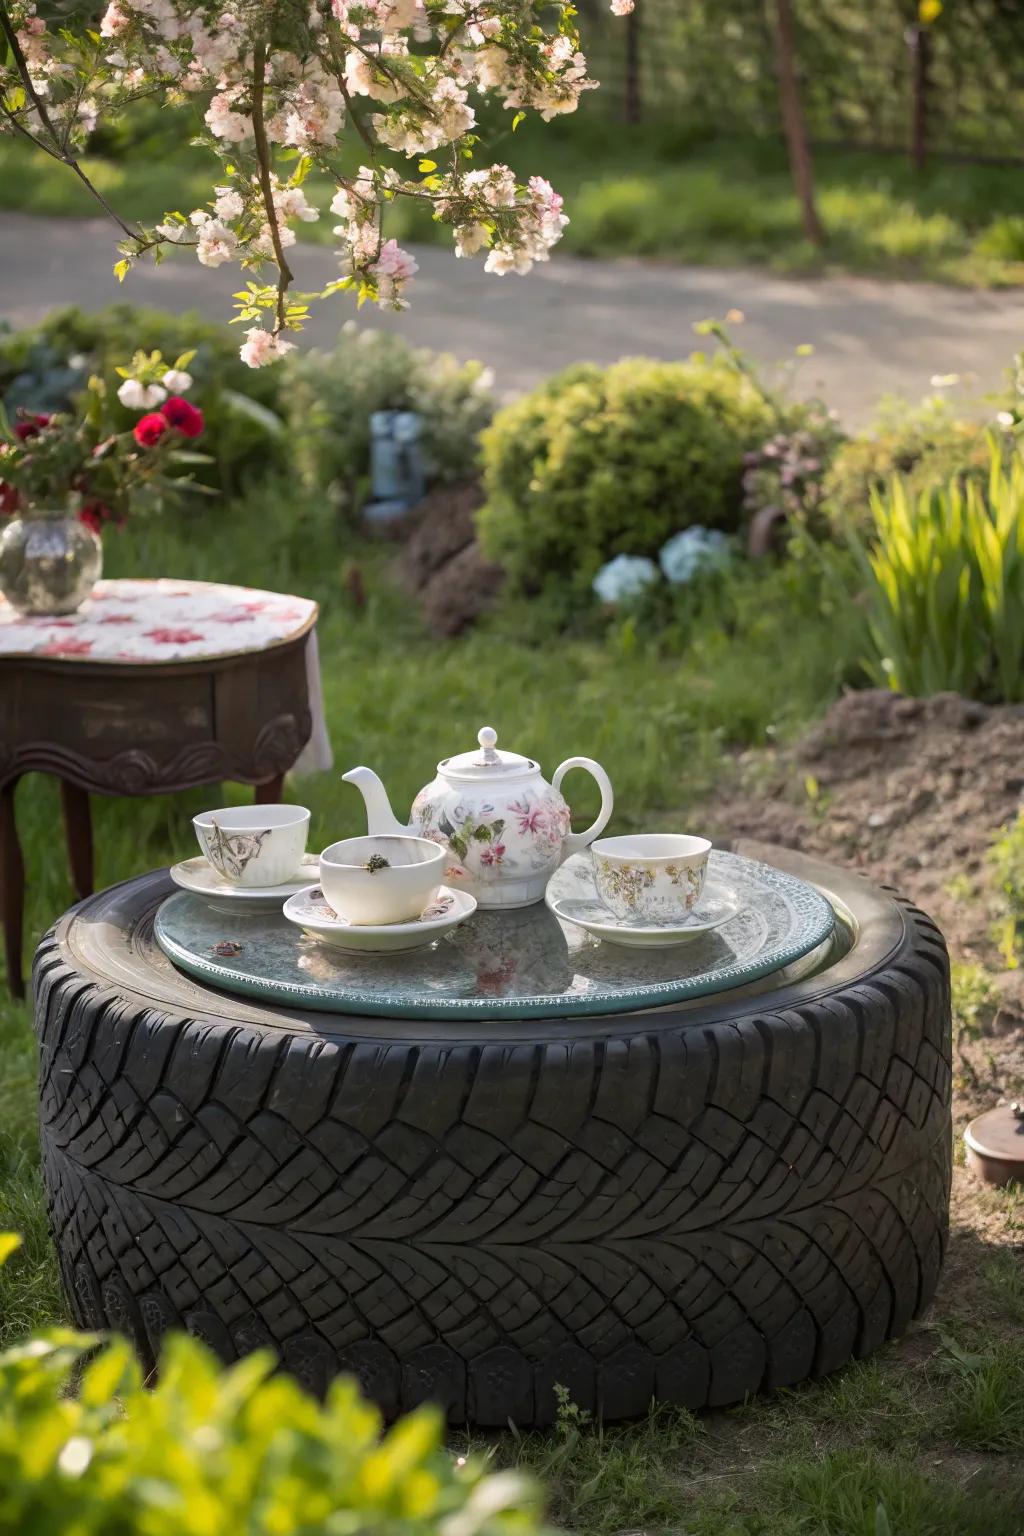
xmin=411 ymin=786 xmax=572 ymax=886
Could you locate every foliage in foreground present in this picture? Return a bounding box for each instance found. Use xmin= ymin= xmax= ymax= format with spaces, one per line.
xmin=0 ymin=1235 xmax=543 ymax=1536
xmin=855 ymin=441 xmax=1024 ymax=702
xmin=478 ymin=357 xmax=775 ymax=594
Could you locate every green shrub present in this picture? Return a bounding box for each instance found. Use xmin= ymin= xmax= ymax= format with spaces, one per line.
xmin=477 ymin=356 xmax=775 ymax=593
xmin=0 ymin=305 xmax=287 ymax=499
xmin=284 ymin=326 xmax=494 ymax=511
xmin=853 ymin=441 xmax=1024 ymax=702
xmin=824 ymin=395 xmax=994 ymax=532
xmin=0 ymin=1231 xmax=544 ymax=1536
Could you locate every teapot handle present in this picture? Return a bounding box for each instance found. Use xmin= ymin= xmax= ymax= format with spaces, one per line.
xmin=552 ymin=757 xmax=614 ymax=859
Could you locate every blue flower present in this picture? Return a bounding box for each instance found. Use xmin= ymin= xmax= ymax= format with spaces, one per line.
xmin=659 ymin=526 xmax=731 ymax=586
xmin=592 ymin=554 xmax=660 ymax=604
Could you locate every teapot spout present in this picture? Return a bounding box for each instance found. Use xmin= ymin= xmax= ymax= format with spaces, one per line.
xmin=342 ymin=767 xmax=410 ymax=836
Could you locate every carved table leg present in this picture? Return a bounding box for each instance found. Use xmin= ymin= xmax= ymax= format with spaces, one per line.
xmin=1 ymin=777 xmax=25 ymax=1000
xmin=60 ymin=780 xmax=94 ymax=901
xmin=255 ymin=775 xmax=285 ymax=805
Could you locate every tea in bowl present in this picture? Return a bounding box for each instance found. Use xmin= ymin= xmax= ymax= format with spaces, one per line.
xmin=193 ymin=804 xmax=310 ymax=888
xmin=319 ymin=835 xmax=446 ymax=925
xmin=592 ymin=833 xmax=712 ymax=924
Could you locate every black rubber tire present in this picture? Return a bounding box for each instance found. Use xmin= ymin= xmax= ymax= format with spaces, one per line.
xmin=33 ymin=843 xmax=952 ymax=1426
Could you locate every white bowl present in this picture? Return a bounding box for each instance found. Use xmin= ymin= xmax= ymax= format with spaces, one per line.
xmin=193 ymin=804 xmax=310 ymax=888
xmin=592 ymin=833 xmax=712 ymax=922
xmin=320 ymin=835 xmax=446 ymax=926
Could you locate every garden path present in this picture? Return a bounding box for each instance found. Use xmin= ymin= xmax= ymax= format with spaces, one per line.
xmin=3 ymin=212 xmax=1023 ymax=425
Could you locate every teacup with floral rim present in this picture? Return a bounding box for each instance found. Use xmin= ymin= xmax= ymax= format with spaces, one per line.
xmin=592 ymin=834 xmax=712 ymax=923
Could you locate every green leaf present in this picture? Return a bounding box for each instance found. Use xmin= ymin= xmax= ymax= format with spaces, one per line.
xmin=113 ymin=259 xmax=130 ymax=283
xmin=220 ymin=391 xmax=284 ymax=438
xmin=511 ymin=111 xmax=526 ymax=131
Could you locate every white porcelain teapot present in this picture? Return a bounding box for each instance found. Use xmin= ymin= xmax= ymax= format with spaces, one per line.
xmin=343 ymin=726 xmax=613 ymax=909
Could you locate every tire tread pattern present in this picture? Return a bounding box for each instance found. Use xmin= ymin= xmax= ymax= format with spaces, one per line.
xmin=34 ymin=891 xmax=952 ymax=1425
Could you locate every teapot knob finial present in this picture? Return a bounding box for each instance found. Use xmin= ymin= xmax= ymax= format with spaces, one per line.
xmin=477 ymin=725 xmax=499 ymax=762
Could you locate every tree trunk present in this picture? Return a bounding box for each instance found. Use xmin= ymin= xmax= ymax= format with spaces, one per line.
xmin=770 ymin=0 xmax=825 ymax=247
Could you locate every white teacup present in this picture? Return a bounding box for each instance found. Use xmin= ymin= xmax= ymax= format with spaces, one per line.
xmin=320 ymin=835 xmax=446 ymax=926
xmin=592 ymin=833 xmax=712 ymax=923
xmin=194 ymin=804 xmax=310 ymax=888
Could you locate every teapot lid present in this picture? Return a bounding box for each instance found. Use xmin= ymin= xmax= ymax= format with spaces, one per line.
xmin=439 ymin=726 xmax=537 ymax=782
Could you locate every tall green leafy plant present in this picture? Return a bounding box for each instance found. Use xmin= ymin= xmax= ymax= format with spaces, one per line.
xmin=854 ymin=441 xmax=1024 ymax=702
xmin=0 ymin=1232 xmax=545 ymax=1536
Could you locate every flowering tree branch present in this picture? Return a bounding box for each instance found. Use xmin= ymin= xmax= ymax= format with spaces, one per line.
xmin=250 ymin=37 xmax=294 ymax=335
xmin=0 ymin=0 xmax=634 ymax=367
xmin=0 ymin=0 xmax=143 ymax=244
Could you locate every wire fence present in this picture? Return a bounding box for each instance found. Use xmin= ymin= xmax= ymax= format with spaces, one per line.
xmin=579 ymin=0 xmax=1024 ymax=165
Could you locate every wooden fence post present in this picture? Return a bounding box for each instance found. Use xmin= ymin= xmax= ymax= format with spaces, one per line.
xmin=770 ymin=0 xmax=825 ymax=246
xmin=908 ymin=22 xmax=930 ymax=171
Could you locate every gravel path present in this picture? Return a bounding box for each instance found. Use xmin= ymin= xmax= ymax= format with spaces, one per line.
xmin=3 ymin=211 xmax=1023 ymax=424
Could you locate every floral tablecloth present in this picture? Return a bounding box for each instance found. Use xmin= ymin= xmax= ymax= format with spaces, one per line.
xmin=0 ymin=578 xmax=333 ymax=775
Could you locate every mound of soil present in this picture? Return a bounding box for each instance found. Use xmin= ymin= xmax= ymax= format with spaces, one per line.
xmin=710 ymin=688 xmax=1024 ymax=968
xmin=709 ymin=688 xmax=1024 ymax=1126
xmin=395 ymin=481 xmax=504 ymax=637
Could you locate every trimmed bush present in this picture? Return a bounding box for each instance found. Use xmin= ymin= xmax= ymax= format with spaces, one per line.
xmin=476 ymin=356 xmax=774 ymax=593
xmin=0 ymin=1231 xmax=544 ymax=1536
xmin=0 ymin=305 xmax=288 ymax=498
xmin=284 ymin=326 xmax=494 ymax=511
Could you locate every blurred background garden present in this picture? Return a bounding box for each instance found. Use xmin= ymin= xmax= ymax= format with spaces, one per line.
xmin=3 ymin=0 xmax=1024 ymax=1530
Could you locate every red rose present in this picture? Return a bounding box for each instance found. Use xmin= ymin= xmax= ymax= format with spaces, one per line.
xmin=134 ymin=412 xmax=169 ymax=447
xmin=79 ymin=500 xmax=114 ymax=535
xmin=14 ymin=412 xmax=52 ymax=441
xmin=160 ymin=396 xmax=204 ymax=439
xmin=0 ymin=480 xmax=20 ymax=515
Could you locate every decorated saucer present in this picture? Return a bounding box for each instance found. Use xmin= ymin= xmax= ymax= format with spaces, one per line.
xmin=546 ymin=867 xmax=743 ymax=949
xmin=282 ymin=883 xmax=477 ymax=954
xmin=170 ymin=854 xmax=321 ymax=913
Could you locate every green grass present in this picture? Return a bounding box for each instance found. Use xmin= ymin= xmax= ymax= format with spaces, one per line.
xmin=4 ymin=102 xmax=1024 ymax=285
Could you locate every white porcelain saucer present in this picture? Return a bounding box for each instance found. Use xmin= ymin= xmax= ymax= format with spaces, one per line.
xmin=283 ymin=883 xmax=477 ymax=954
xmin=546 ymin=868 xmax=743 ymax=949
xmin=170 ymin=854 xmax=321 ymax=913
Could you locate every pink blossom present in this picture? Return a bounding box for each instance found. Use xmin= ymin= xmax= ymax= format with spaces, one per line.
xmin=239 ymin=327 xmax=296 ymax=369
xmin=369 ymin=239 xmax=418 ymax=309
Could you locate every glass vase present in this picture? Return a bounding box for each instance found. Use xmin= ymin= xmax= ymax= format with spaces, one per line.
xmin=0 ymin=511 xmax=102 ymax=617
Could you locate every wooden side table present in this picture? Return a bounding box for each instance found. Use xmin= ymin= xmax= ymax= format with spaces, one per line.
xmin=0 ymin=580 xmax=324 ymax=998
